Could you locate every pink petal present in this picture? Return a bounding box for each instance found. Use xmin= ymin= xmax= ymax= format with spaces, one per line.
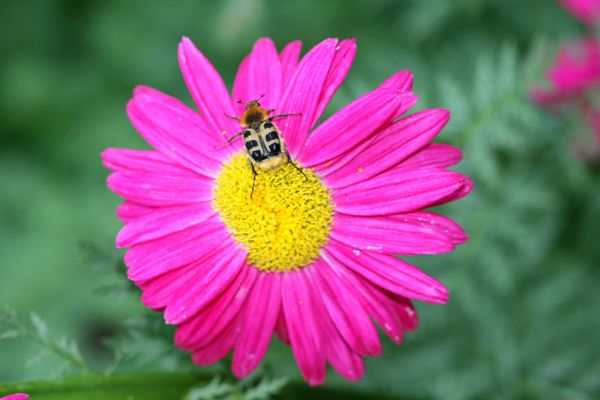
xmin=275 ymin=38 xmax=339 ymax=157
xmin=232 ymin=272 xmax=281 ymax=378
xmin=178 ymin=37 xmax=239 ymax=137
xmin=322 ymin=109 xmax=450 ymax=189
xmin=101 ymin=148 xmax=198 ymax=177
xmin=127 ymin=86 xmax=231 ymax=176
xmin=164 ymin=247 xmax=247 ymax=324
xmin=313 ymin=282 xmax=365 ymax=382
xmin=0 ymin=395 xmax=29 ymax=400
xmin=430 ymin=177 xmax=474 ymax=207
xmin=125 ymin=216 xmax=231 ymax=281
xmin=176 ymin=264 xmax=258 ymax=350
xmin=192 ymin=314 xmax=241 ymax=366
xmin=333 ymin=168 xmax=468 ymax=216
xmin=280 ymin=41 xmax=302 ymax=88
xmin=399 ymin=143 xmax=463 ymax=170
xmin=393 ymin=211 xmax=468 ymax=245
xmin=107 ymin=170 xmax=212 ymax=207
xmin=313 ymin=259 xmax=381 ymax=356
xmin=392 ymin=295 xmax=419 ymax=332
xmin=320 ymin=254 xmax=406 ymax=344
xmin=116 ymin=202 xmax=155 ymax=223
xmin=116 ymin=203 xmax=214 ymax=248
xmin=323 ymin=241 xmax=449 ymax=303
xmin=232 ymin=38 xmax=282 ymax=114
xmin=275 ymin=312 xmax=290 ymax=345
xmin=300 ymin=89 xmax=416 ymax=167
xmin=380 ymin=70 xmax=414 ymax=92
xmin=313 ymin=39 xmax=357 ymax=119
xmin=282 ymin=268 xmax=326 ymax=386
xmin=330 ymin=213 xmax=455 ymax=255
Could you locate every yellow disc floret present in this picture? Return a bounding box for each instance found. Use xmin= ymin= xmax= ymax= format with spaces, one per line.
xmin=213 ymin=153 xmax=333 ymax=272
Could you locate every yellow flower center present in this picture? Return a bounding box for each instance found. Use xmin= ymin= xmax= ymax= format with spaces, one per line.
xmin=213 ymin=153 xmax=333 ymax=272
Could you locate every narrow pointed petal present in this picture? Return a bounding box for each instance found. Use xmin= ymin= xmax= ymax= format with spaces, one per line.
xmin=107 ymin=171 xmax=212 ymax=207
xmin=192 ymin=314 xmax=241 ymax=366
xmin=320 ymin=254 xmax=406 ymax=344
xmin=280 ymin=41 xmax=302 ymax=88
xmin=232 ymin=272 xmax=281 ymax=378
xmin=275 ymin=38 xmax=339 ymax=157
xmin=176 ymin=265 xmax=258 ymax=350
xmin=116 ymin=203 xmax=214 ymax=248
xmin=178 ymin=37 xmax=239 ymax=136
xmin=330 ymin=213 xmax=455 ymax=255
xmin=127 ymin=86 xmax=230 ymax=176
xmin=233 ymin=38 xmax=282 ymax=114
xmin=313 ymin=259 xmax=381 ymax=356
xmin=102 ymin=148 xmax=198 ymax=177
xmin=324 ymin=241 xmax=449 ymax=303
xmin=380 ymin=70 xmax=414 ymax=92
xmin=116 ymin=202 xmax=155 ymax=223
xmin=125 ymin=216 xmax=231 ymax=281
xmin=323 ymin=109 xmax=451 ymax=189
xmin=282 ymin=269 xmax=326 ymax=386
xmin=393 ymin=211 xmax=468 ymax=245
xmin=399 ymin=143 xmax=463 ymax=170
xmin=275 ymin=312 xmax=290 ymax=345
xmin=313 ymin=39 xmax=357 ymax=119
xmin=300 ymin=90 xmax=415 ymax=167
xmin=313 ymin=282 xmax=365 ymax=382
xmin=164 ymin=247 xmax=247 ymax=324
xmin=334 ymin=168 xmax=468 ymax=216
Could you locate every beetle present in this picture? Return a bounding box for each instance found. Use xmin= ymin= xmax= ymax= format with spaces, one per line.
xmin=224 ymin=97 xmax=306 ymax=197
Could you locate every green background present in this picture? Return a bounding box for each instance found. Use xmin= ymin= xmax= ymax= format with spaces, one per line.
xmin=1 ymin=0 xmax=599 ymax=399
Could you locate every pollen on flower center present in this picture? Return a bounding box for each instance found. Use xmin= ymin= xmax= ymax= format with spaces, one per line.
xmin=213 ymin=152 xmax=334 ymax=272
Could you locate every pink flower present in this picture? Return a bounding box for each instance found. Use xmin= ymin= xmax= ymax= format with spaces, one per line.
xmin=532 ymin=37 xmax=600 ymax=106
xmin=560 ymin=0 xmax=600 ymax=24
xmin=0 ymin=394 xmax=29 ymax=400
xmin=102 ymin=37 xmax=472 ymax=385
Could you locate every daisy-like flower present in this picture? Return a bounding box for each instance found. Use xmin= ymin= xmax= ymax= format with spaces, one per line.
xmin=532 ymin=37 xmax=600 ymax=106
xmin=102 ymin=37 xmax=472 ymax=385
xmin=560 ymin=0 xmax=600 ymax=25
xmin=0 ymin=394 xmax=29 ymax=400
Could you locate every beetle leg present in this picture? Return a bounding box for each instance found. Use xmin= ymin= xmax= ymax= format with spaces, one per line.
xmin=248 ymin=159 xmax=258 ymax=198
xmin=270 ymin=113 xmax=302 ymax=120
xmin=286 ymin=150 xmax=308 ymax=181
xmin=223 ymin=112 xmax=240 ymax=121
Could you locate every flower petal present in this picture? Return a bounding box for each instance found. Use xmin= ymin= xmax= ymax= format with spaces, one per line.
xmin=380 ymin=70 xmax=414 ymax=92
xmin=275 ymin=38 xmax=339 ymax=157
xmin=313 ymin=281 xmax=365 ymax=382
xmin=275 ymin=312 xmax=290 ymax=345
xmin=127 ymin=86 xmax=230 ymax=176
xmin=107 ymin=170 xmax=212 ymax=207
xmin=282 ymin=268 xmax=326 ymax=386
xmin=313 ymin=39 xmax=357 ymax=119
xmin=333 ymin=168 xmax=468 ymax=216
xmin=330 ymin=213 xmax=456 ymax=255
xmin=393 ymin=211 xmax=468 ymax=245
xmin=101 ymin=148 xmax=198 ymax=177
xmin=125 ymin=216 xmax=231 ymax=281
xmin=116 ymin=203 xmax=214 ymax=248
xmin=192 ymin=314 xmax=241 ymax=366
xmin=116 ymin=202 xmax=155 ymax=223
xmin=178 ymin=37 xmax=239 ymax=136
xmin=164 ymin=246 xmax=247 ymax=324
xmin=232 ymin=272 xmax=281 ymax=378
xmin=399 ymin=143 xmax=463 ymax=170
xmin=280 ymin=40 xmax=302 ymax=88
xmin=324 ymin=241 xmax=449 ymax=303
xmin=322 ymin=109 xmax=450 ymax=189
xmin=300 ymin=89 xmax=416 ymax=167
xmin=232 ymin=38 xmax=282 ymax=114
xmin=176 ymin=264 xmax=258 ymax=350
xmin=313 ymin=259 xmax=381 ymax=356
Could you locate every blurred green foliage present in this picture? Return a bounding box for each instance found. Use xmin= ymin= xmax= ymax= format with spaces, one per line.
xmin=1 ymin=0 xmax=600 ymax=399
